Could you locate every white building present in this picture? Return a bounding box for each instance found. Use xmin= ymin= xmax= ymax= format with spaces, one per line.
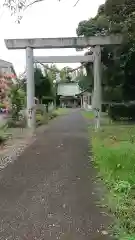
xmin=0 ymin=59 xmax=17 ymax=83
xmin=57 ymin=82 xmax=81 ymax=96
xmin=57 ymin=82 xmax=81 ymax=107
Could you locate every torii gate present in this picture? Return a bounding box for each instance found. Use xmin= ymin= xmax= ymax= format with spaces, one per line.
xmin=4 ymin=35 xmax=122 ymax=130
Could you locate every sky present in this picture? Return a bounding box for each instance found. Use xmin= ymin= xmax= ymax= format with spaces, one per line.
xmin=0 ymin=0 xmax=105 ymax=75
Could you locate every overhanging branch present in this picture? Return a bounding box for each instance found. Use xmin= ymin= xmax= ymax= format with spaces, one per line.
xmin=25 ymin=0 xmax=81 ymax=9
xmin=73 ymin=0 xmax=80 ymax=7
xmin=3 ymin=0 xmax=81 ymax=23
xmin=24 ymin=0 xmax=46 ymax=10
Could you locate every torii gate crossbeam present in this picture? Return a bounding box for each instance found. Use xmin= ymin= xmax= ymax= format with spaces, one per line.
xmin=4 ymin=35 xmax=122 ymax=49
xmin=34 ymin=55 xmax=94 ymax=63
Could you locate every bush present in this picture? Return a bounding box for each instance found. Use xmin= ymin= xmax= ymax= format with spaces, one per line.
xmin=0 ymin=103 xmax=6 ymax=109
xmin=36 ymin=114 xmax=43 ymax=126
xmin=36 ymin=111 xmax=58 ymax=126
xmin=108 ymin=104 xmax=135 ymax=121
xmin=0 ymin=134 xmax=7 ymax=145
xmin=7 ymin=114 xmax=26 ymax=128
xmin=36 ymin=108 xmax=44 ymax=115
xmin=36 ymin=113 xmax=48 ymax=126
xmin=10 ymin=86 xmax=26 ymax=121
xmin=102 ymin=104 xmax=109 ymax=113
xmin=49 ymin=112 xmax=58 ymax=119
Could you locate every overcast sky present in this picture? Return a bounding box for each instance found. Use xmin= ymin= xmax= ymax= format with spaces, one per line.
xmin=0 ymin=0 xmax=105 ymax=75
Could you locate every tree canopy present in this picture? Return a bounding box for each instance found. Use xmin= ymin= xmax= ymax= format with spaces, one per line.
xmin=22 ymin=66 xmax=54 ymax=102
xmin=34 ymin=67 xmax=53 ymax=101
xmin=77 ymin=0 xmax=135 ymax=102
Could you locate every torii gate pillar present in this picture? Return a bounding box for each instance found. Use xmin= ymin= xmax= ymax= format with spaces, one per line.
xmin=26 ymin=47 xmax=35 ymax=130
xmin=93 ymin=46 xmax=101 ymax=129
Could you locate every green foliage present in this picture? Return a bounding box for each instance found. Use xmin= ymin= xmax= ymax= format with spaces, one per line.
xmin=9 ymin=85 xmax=26 ymax=121
xmin=7 ymin=116 xmax=26 ymax=128
xmin=49 ymin=112 xmax=58 ymax=119
xmin=0 ymin=134 xmax=7 ymax=145
xmin=82 ymin=110 xmax=94 ymax=119
xmin=108 ymin=104 xmax=135 ymax=121
xmin=77 ymin=16 xmax=109 ymax=37
xmin=60 ymin=66 xmax=73 ymax=82
xmin=35 ymin=108 xmax=59 ymax=126
xmin=54 ymin=108 xmax=69 ymax=116
xmin=34 ymin=67 xmax=53 ymax=101
xmin=102 ymin=104 xmax=109 ymax=112
xmin=22 ymin=66 xmax=55 ymax=101
xmin=78 ymin=75 xmax=92 ymax=91
xmin=91 ymin=124 xmax=135 ymax=239
xmin=43 ymin=64 xmax=59 ymax=84
xmin=114 ymin=181 xmax=131 ymax=194
xmin=0 ymin=103 xmax=6 ymax=109
xmin=76 ymin=0 xmax=135 ymax=102
xmin=36 ymin=108 xmax=44 ymax=115
xmin=36 ymin=113 xmax=45 ymax=126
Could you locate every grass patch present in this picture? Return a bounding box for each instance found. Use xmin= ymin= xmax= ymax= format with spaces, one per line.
xmin=53 ymin=108 xmax=69 ymax=116
xmin=36 ymin=114 xmax=46 ymax=126
xmin=82 ymin=110 xmax=94 ymax=120
xmin=36 ymin=107 xmax=69 ymax=126
xmin=4 ymin=108 xmax=68 ymax=130
xmin=91 ymin=124 xmax=135 ymax=239
xmin=36 ymin=110 xmax=59 ymax=126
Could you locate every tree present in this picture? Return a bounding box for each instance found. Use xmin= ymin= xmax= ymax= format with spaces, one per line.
xmin=78 ymin=75 xmax=92 ymax=91
xmin=72 ymin=62 xmax=93 ymax=92
xmin=9 ymin=84 xmax=26 ymax=120
xmin=21 ymin=66 xmax=54 ymax=102
xmin=60 ymin=66 xmax=73 ymax=82
xmin=76 ymin=0 xmax=135 ymax=102
xmin=34 ymin=67 xmax=53 ymax=102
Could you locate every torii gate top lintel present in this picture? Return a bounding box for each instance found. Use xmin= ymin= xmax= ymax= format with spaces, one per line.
xmin=4 ymin=35 xmax=122 ymax=50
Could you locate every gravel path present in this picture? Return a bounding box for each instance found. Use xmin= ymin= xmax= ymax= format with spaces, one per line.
xmin=0 ymin=110 xmax=112 ymax=240
xmin=0 ymin=129 xmax=35 ymax=171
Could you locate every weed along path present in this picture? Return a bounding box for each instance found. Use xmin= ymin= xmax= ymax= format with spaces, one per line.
xmin=0 ymin=110 xmax=112 ymax=239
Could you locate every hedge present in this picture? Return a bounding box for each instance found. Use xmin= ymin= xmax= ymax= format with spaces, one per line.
xmin=108 ymin=104 xmax=135 ymax=121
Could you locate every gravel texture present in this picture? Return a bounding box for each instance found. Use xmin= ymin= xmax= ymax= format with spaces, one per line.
xmin=0 ymin=135 xmax=35 ymax=170
xmin=0 ymin=110 xmax=112 ymax=240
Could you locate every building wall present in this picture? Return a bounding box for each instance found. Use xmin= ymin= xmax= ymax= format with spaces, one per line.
xmin=81 ymin=91 xmax=92 ymax=110
xmin=57 ymin=83 xmax=81 ymax=96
